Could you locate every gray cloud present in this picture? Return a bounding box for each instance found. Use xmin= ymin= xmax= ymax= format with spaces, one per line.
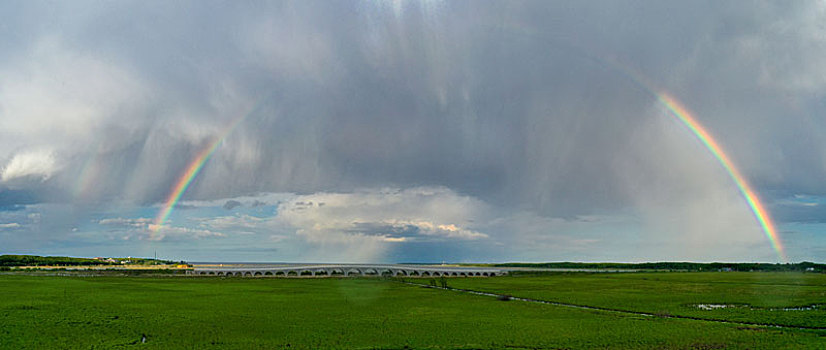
xmin=222 ymin=200 xmax=242 ymax=210
xmin=0 ymin=1 xmax=823 ymax=261
xmin=3 ymin=1 xmax=824 ymax=204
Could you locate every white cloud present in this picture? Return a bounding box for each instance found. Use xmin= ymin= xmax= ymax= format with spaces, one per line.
xmin=195 ymin=214 xmax=267 ymax=230
xmin=97 ymin=216 xmax=224 ymax=242
xmin=381 ymin=220 xmax=487 ymax=240
xmin=187 ymin=187 xmax=489 ymax=248
xmin=777 ymin=200 xmax=819 ymax=208
xmin=276 ymin=187 xmax=489 ymax=242
xmin=98 ymin=217 xmax=153 ymax=226
xmin=159 ymin=188 xmax=488 ymax=262
xmin=268 ymin=234 xmax=287 ymax=243
xmin=144 ymin=224 xmax=225 ymax=241
xmin=27 ymin=213 xmax=41 ymax=224
xmin=1 ymin=149 xmax=57 ymax=182
xmin=0 ymin=223 xmax=21 ymax=229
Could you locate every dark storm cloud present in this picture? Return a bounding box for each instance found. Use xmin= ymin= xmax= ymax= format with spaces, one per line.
xmin=768 ymin=192 xmax=826 ymax=224
xmin=223 ymin=200 xmax=242 ymax=210
xmin=345 ymin=222 xmax=421 ymax=240
xmin=0 ymin=189 xmax=41 ymax=208
xmin=1 ymin=0 xmax=824 ymax=224
xmin=773 ymin=205 xmax=826 ymax=224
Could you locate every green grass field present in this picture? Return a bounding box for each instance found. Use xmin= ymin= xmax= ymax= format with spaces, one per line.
xmin=447 ymin=272 xmax=826 ymax=329
xmin=0 ymin=273 xmax=824 ymax=349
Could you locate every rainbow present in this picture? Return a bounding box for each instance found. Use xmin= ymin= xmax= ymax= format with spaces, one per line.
xmin=536 ymin=32 xmax=787 ymax=261
xmin=460 ymin=25 xmax=784 ymax=260
xmin=656 ymin=94 xmax=785 ymax=261
xmin=152 ymin=28 xmax=786 ymax=260
xmin=73 ymin=143 xmax=103 ymax=200
xmin=151 ymin=108 xmax=253 ymax=234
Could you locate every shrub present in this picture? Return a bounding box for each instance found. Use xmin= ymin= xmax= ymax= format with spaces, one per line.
xmin=439 ymin=276 xmax=448 ymax=288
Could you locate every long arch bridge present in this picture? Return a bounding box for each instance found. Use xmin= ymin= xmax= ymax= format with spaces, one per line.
xmin=190 ymin=264 xmax=507 ymax=278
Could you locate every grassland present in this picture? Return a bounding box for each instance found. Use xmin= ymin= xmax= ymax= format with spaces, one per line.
xmin=447 ymin=272 xmax=826 ymax=329
xmin=0 ymin=273 xmax=824 ymax=349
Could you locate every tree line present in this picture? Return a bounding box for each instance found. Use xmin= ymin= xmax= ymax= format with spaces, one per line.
xmin=493 ymin=261 xmax=824 ymax=272
xmin=0 ymin=255 xmax=180 ymax=267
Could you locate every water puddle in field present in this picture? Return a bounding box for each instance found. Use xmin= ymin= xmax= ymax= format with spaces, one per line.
xmin=693 ymin=304 xmax=822 ymax=311
xmin=696 ymin=304 xmax=739 ymax=310
xmin=776 ymin=304 xmax=821 ymax=311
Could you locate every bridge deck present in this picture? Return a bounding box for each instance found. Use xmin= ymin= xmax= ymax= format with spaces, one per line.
xmin=191 ymin=264 xmax=507 ymax=277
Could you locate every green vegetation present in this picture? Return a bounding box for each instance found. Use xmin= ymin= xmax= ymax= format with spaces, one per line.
xmin=447 ymin=272 xmax=826 ymax=329
xmin=0 ymin=274 xmax=824 ymax=349
xmin=0 ymin=255 xmax=183 ymax=267
xmin=5 ymin=268 xmax=191 ymax=276
xmin=486 ymin=261 xmax=826 ymax=272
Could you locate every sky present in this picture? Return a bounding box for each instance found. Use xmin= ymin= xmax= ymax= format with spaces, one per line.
xmin=1 ymin=1 xmax=824 ymax=263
